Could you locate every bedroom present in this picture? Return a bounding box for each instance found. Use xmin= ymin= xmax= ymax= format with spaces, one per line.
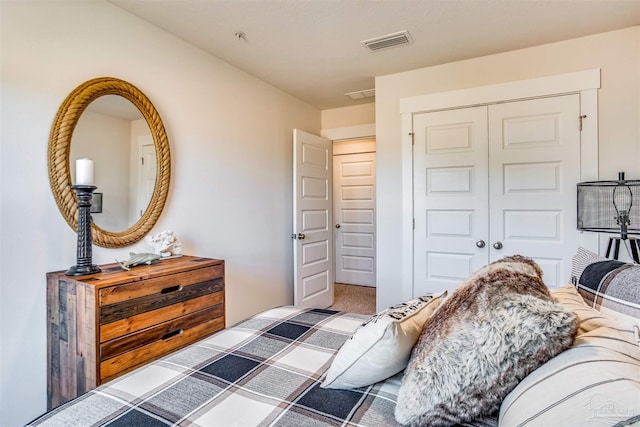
xmin=1 ymin=1 xmax=639 ymax=425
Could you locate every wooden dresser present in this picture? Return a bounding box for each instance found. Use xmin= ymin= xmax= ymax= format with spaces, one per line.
xmin=47 ymin=255 xmax=224 ymax=409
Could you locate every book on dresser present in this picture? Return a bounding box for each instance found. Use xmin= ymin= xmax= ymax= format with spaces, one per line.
xmin=46 ymin=255 xmax=225 ymax=409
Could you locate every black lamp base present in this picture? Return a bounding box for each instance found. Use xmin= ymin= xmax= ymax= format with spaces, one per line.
xmin=606 ymin=237 xmax=640 ymax=263
xmin=66 ymin=264 xmax=101 ymax=276
xmin=66 ymin=185 xmax=101 ymax=276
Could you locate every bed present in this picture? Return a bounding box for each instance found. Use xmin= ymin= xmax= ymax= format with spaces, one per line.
xmin=30 ymin=251 xmax=640 ymax=427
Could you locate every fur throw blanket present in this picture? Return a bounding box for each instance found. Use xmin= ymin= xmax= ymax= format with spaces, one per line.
xmin=394 ymin=256 xmax=578 ymax=426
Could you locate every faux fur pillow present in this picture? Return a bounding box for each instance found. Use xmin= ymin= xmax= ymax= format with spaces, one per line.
xmin=394 ymin=256 xmax=578 ymax=427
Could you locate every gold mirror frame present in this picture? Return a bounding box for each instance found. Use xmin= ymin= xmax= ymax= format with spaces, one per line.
xmin=48 ymin=77 xmax=171 ymax=248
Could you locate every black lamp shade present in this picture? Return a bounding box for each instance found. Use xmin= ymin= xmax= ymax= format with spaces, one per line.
xmin=577 ymin=176 xmax=640 ymax=236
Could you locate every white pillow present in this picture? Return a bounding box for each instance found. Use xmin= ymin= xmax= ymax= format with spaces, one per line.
xmin=321 ymin=292 xmax=446 ymax=390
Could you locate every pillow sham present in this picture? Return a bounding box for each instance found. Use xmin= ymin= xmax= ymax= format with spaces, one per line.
xmin=576 ymin=259 xmax=640 ymax=323
xmin=570 ymin=246 xmax=606 ymax=285
xmin=321 ymin=292 xmax=446 ymax=390
xmin=499 ymin=322 xmax=640 ymax=427
xmin=395 ymin=255 xmax=578 ymax=427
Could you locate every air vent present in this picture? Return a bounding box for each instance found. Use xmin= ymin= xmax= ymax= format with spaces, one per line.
xmin=345 ymin=89 xmax=375 ymax=100
xmin=361 ymin=30 xmax=413 ymax=52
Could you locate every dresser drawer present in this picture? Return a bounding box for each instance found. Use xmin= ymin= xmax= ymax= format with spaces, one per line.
xmin=100 ymin=303 xmax=224 ymax=360
xmin=100 ymin=290 xmax=224 ymax=342
xmin=99 ymin=267 xmax=222 ymax=325
xmin=100 ymin=315 xmax=225 ymax=381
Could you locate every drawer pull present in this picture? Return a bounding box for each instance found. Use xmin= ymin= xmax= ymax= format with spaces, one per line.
xmin=161 ymin=285 xmax=183 ymax=294
xmin=161 ymin=329 xmax=183 ymax=340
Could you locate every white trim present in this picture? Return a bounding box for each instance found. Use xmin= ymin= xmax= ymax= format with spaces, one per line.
xmin=400 ymin=70 xmax=600 ymax=300
xmin=321 ymin=123 xmax=376 ymax=141
xmin=400 ymin=69 xmax=601 ymax=114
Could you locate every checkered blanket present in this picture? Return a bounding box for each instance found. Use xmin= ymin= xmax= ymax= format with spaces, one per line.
xmin=30 ymin=306 xmax=404 ymax=426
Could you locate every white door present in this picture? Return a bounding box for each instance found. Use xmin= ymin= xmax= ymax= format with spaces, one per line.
xmin=413 ymin=94 xmax=581 ymax=295
xmin=293 ymin=129 xmax=334 ymax=307
xmin=138 ymin=136 xmax=156 ymax=218
xmin=488 ymin=94 xmax=581 ymax=288
xmin=413 ymin=106 xmax=489 ymax=296
xmin=333 ymin=152 xmax=376 ymax=286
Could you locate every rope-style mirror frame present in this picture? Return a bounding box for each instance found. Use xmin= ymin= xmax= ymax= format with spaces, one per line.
xmin=48 ymin=77 xmax=171 ymax=248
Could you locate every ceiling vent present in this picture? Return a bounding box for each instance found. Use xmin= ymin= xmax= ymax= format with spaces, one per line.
xmin=345 ymin=89 xmax=375 ymax=100
xmin=361 ymin=30 xmax=413 ymax=52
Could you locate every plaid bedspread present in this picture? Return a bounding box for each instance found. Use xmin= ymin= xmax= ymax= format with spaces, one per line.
xmin=29 ymin=306 xmax=404 ymax=427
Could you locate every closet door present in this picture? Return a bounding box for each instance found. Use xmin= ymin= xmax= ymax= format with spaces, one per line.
xmin=488 ymin=94 xmax=581 ymax=288
xmin=413 ymin=106 xmax=489 ymax=296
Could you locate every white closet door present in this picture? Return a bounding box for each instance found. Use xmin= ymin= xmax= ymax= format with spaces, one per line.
xmin=413 ymin=106 xmax=489 ymax=296
xmin=488 ymin=94 xmax=581 ymax=288
xmin=333 ymin=152 xmax=376 ymax=286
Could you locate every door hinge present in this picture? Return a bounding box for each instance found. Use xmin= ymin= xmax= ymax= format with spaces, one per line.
xmin=413 ymin=218 xmax=415 ymax=230
xmin=579 ymin=115 xmax=587 ymax=131
xmin=141 ymin=157 xmax=145 ymax=165
xmin=409 ymin=132 xmax=415 ymax=145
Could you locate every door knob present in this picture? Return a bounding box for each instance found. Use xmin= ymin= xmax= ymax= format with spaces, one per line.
xmin=493 ymin=241 xmax=503 ymax=250
xmin=335 ymin=224 xmax=341 ymax=228
xmin=297 ymin=233 xmax=306 ymax=240
xmin=476 ymin=240 xmax=486 ymax=248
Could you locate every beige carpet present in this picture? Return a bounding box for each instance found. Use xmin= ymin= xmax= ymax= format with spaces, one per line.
xmin=329 ymin=283 xmax=376 ymax=315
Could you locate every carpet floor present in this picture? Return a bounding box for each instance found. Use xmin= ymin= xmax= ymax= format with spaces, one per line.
xmin=328 ymin=283 xmax=376 ymax=315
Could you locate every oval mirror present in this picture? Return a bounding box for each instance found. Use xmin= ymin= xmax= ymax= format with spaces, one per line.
xmin=48 ymin=77 xmax=171 ymax=248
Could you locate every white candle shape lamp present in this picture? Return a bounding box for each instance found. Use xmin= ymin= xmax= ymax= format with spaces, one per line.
xmin=67 ymin=158 xmax=100 ymax=276
xmin=75 ymin=158 xmax=94 ymax=185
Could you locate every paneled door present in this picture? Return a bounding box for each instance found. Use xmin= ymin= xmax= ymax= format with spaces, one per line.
xmin=488 ymin=94 xmax=581 ymax=287
xmin=293 ymin=129 xmax=333 ymax=307
xmin=333 ymin=152 xmax=376 ymax=286
xmin=413 ymin=94 xmax=581 ymax=296
xmin=413 ymin=106 xmax=489 ymax=296
xmin=136 ymin=135 xmax=156 ymax=219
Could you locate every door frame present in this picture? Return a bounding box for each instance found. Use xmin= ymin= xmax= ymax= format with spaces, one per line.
xmin=321 ymin=124 xmax=376 ymax=288
xmin=400 ymin=68 xmax=601 ymax=298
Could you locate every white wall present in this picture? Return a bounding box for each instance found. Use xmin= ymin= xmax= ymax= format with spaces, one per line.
xmin=0 ymin=1 xmax=319 ymax=425
xmin=376 ymin=27 xmax=640 ymax=310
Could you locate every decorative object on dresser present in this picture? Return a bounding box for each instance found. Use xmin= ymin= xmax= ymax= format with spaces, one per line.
xmin=577 ymin=172 xmax=640 ymax=262
xmin=115 ymin=252 xmax=161 ymax=271
xmin=65 ymin=183 xmax=101 ymax=276
xmin=146 ymin=229 xmax=183 ymax=257
xmin=47 ymin=255 xmax=225 ymax=409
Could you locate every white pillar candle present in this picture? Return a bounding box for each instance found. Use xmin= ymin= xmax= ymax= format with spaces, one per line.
xmin=76 ymin=158 xmax=94 ymax=186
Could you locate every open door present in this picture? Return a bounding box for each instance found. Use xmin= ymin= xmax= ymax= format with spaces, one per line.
xmin=293 ymin=129 xmax=333 ymax=307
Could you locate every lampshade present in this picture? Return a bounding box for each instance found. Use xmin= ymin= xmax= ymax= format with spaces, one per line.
xmin=577 ymin=172 xmax=640 ymax=238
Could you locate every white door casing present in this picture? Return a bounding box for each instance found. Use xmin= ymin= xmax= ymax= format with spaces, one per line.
xmin=293 ymin=129 xmax=334 ymax=307
xmin=334 ymin=152 xmax=376 ymax=286
xmin=413 ymin=94 xmax=582 ymax=295
xmin=413 ymin=106 xmax=489 ymax=296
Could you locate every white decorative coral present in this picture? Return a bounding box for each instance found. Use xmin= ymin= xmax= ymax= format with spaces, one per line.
xmin=146 ymin=230 xmax=183 ymax=257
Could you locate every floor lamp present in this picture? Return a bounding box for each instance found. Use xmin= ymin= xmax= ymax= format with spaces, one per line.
xmin=577 ymin=172 xmax=640 ymax=263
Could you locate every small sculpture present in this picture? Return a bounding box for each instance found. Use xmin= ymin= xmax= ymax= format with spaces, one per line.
xmin=146 ymin=230 xmax=183 ymax=258
xmin=116 ymin=252 xmax=161 ymax=271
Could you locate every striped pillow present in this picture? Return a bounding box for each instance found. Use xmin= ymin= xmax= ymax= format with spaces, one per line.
xmin=577 ymin=260 xmax=640 ymax=324
xmin=570 ymin=246 xmax=606 ymax=285
xmin=499 ymin=322 xmax=640 ymax=427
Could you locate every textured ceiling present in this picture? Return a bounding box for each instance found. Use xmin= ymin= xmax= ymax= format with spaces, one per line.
xmin=108 ymin=0 xmax=640 ymax=110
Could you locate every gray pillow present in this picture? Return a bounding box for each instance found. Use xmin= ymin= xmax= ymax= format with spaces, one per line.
xmin=394 ymin=256 xmax=578 ymax=426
